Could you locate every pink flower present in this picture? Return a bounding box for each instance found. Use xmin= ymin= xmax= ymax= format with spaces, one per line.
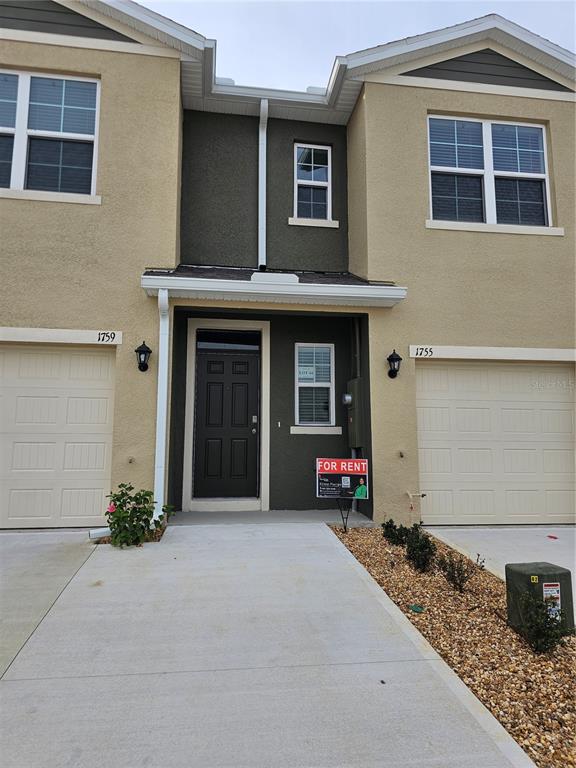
xmin=107 ymin=503 xmax=116 ymax=514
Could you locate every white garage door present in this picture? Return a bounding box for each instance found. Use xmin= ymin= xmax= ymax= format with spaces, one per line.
xmin=416 ymin=361 xmax=575 ymax=525
xmin=0 ymin=344 xmax=115 ymax=528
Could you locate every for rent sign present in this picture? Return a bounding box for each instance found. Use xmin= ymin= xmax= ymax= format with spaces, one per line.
xmin=316 ymin=458 xmax=369 ymax=500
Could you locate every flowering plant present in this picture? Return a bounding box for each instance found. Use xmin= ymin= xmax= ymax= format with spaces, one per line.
xmin=105 ymin=483 xmax=172 ymax=547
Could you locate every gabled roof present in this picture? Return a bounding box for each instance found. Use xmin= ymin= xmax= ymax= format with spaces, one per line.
xmin=344 ymin=14 xmax=575 ymax=82
xmin=58 ymin=5 xmax=576 ymax=121
xmin=77 ymin=0 xmax=207 ymax=58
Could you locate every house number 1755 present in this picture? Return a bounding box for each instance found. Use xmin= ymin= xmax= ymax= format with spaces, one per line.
xmin=415 ymin=347 xmax=434 ymax=357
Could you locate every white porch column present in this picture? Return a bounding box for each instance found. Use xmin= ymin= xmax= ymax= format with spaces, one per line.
xmin=153 ymin=288 xmax=170 ymax=518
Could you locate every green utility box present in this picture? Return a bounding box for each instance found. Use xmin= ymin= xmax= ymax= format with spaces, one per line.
xmin=505 ymin=562 xmax=574 ymax=633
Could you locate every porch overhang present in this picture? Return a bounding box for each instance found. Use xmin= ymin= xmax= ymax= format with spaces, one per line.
xmin=141 ymin=272 xmax=407 ymax=308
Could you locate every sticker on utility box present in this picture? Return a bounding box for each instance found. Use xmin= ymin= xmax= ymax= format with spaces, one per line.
xmin=543 ymin=582 xmax=561 ymax=619
xmin=316 ymin=458 xmax=369 ymax=500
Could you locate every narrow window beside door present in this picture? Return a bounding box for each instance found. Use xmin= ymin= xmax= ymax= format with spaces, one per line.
xmin=295 ymin=343 xmax=335 ymax=426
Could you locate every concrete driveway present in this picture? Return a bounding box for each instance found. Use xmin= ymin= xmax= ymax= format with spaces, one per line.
xmin=0 ymin=530 xmax=95 ymax=676
xmin=427 ymin=526 xmax=576 ymax=591
xmin=0 ymin=523 xmax=534 ymax=767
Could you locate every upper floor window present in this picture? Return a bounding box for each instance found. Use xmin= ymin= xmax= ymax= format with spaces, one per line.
xmin=293 ymin=143 xmax=332 ymax=221
xmin=0 ymin=70 xmax=99 ymax=196
xmin=295 ymin=343 xmax=335 ymax=426
xmin=428 ymin=116 xmax=551 ymax=227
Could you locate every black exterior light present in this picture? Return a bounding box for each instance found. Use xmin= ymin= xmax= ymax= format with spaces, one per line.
xmin=387 ymin=349 xmax=402 ymax=379
xmin=135 ymin=341 xmax=152 ymax=372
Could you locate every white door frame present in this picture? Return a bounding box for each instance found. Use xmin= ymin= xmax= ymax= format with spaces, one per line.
xmin=182 ymin=318 xmax=270 ymax=512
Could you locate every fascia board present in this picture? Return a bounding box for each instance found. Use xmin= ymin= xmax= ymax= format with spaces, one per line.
xmin=210 ymin=83 xmax=329 ymax=105
xmin=140 ymin=275 xmax=407 ymax=308
xmin=345 ymin=16 xmax=575 ymax=81
xmin=78 ymin=0 xmax=208 ymax=57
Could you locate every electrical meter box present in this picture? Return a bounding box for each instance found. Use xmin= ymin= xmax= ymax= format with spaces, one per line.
xmin=346 ymin=378 xmax=365 ymax=448
xmin=505 ymin=562 xmax=574 ymax=633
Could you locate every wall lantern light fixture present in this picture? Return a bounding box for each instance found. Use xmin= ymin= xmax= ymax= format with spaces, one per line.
xmin=135 ymin=341 xmax=152 ymax=372
xmin=387 ymin=349 xmax=402 ymax=379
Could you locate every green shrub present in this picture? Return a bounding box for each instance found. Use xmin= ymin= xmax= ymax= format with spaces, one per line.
xmin=381 ymin=519 xmax=412 ymax=546
xmin=405 ymin=525 xmax=436 ymax=572
xmin=516 ymin=590 xmax=570 ymax=654
xmin=106 ymin=483 xmax=172 ymax=548
xmin=437 ymin=551 xmax=485 ymax=593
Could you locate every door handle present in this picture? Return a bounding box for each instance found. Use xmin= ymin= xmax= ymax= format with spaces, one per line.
xmin=251 ymin=428 xmax=257 ymax=435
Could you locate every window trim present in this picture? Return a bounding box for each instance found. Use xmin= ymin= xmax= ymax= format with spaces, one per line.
xmin=293 ymin=142 xmax=333 ymax=223
xmin=427 ymin=115 xmax=553 ymax=227
xmin=294 ymin=342 xmax=336 ymax=427
xmin=0 ymin=69 xmax=100 ymax=197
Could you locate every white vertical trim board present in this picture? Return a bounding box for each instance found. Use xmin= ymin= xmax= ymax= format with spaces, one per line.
xmin=183 ymin=318 xmax=271 ymax=513
xmin=153 ymin=289 xmax=170 ymax=518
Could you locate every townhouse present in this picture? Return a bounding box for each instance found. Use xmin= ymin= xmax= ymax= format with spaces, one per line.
xmin=0 ymin=2 xmax=574 ymax=528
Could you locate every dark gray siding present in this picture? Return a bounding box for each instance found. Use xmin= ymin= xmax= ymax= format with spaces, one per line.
xmin=179 ymin=112 xmax=349 ymax=271
xmin=0 ymin=0 xmax=135 ymax=41
xmin=180 ymin=111 xmax=259 ymax=268
xmin=168 ymin=309 xmax=371 ymax=512
xmin=403 ymin=49 xmax=572 ymax=92
xmin=269 ymin=315 xmax=351 ymax=509
xmin=266 ymin=119 xmax=348 ymax=271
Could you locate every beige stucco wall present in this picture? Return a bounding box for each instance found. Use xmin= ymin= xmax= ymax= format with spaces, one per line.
xmin=348 ymin=81 xmax=576 ymax=524
xmin=0 ymin=40 xmax=181 ymax=496
xmin=346 ymin=88 xmax=368 ymax=279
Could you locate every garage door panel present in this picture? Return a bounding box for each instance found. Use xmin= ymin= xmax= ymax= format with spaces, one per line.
xmin=1 ymin=345 xmax=115 ymax=528
xmin=541 ymin=408 xmax=574 ymax=434
xmin=3 ymin=388 xmax=113 ymax=434
xmin=417 ymin=361 xmax=575 ymax=525
xmin=60 ymin=487 xmax=109 ymax=521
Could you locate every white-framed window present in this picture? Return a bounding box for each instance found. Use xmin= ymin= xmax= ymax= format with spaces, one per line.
xmin=295 ymin=343 xmax=335 ymax=426
xmin=0 ymin=70 xmax=100 ymax=196
xmin=428 ymin=116 xmax=552 ymax=227
xmin=293 ymin=143 xmax=332 ymax=221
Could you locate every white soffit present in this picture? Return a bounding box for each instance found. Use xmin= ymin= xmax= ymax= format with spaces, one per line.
xmin=141 ymin=275 xmax=407 ymax=308
xmin=69 ymin=6 xmax=574 ymax=123
xmin=76 ymin=0 xmax=207 ymax=58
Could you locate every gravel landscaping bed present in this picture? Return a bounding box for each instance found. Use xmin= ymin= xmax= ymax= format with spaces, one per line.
xmin=332 ymin=526 xmax=575 ymax=768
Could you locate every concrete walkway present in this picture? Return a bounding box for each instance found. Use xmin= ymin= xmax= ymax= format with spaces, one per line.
xmin=0 ymin=524 xmax=534 ymax=767
xmin=0 ymin=530 xmax=95 ymax=676
xmin=427 ymin=525 xmax=576 ymax=591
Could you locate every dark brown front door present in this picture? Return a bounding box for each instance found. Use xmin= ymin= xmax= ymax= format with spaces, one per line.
xmin=193 ymin=330 xmax=260 ymax=498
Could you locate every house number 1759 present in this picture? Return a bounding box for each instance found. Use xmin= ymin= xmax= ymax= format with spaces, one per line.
xmin=97 ymin=331 xmax=116 ymax=343
xmin=415 ymin=347 xmax=434 ymax=357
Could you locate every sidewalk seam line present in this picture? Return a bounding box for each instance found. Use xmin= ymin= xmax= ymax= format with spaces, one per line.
xmin=1 ymin=656 xmax=439 ymax=683
xmin=1 ymin=544 xmax=98 ymax=681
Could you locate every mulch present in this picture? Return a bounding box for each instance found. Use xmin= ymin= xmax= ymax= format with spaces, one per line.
xmin=331 ymin=525 xmax=575 ymax=768
xmin=96 ymin=527 xmax=166 ymax=546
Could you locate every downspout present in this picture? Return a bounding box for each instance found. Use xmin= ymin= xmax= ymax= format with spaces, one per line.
xmin=153 ymin=288 xmax=170 ymax=519
xmin=258 ymin=98 xmax=268 ymax=270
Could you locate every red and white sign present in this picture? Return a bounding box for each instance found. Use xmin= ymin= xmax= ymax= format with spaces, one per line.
xmin=316 ymin=458 xmax=368 ymax=475
xmin=316 ymin=458 xmax=369 ymax=499
xmin=543 ymin=582 xmax=561 ymax=619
